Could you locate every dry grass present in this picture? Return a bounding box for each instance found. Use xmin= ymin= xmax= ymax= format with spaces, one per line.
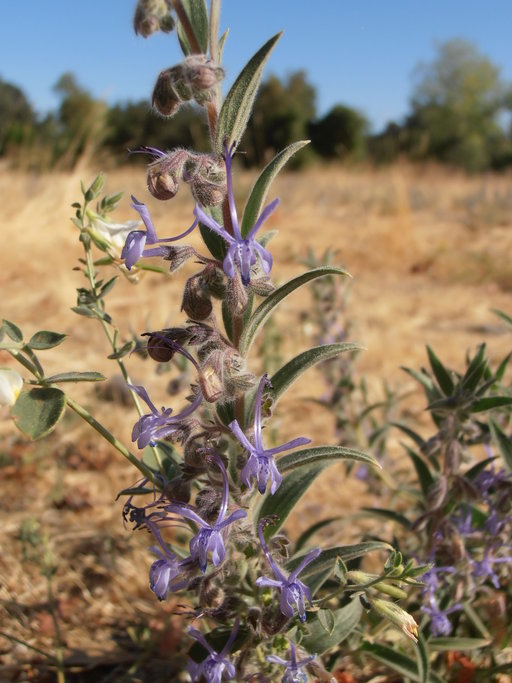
xmin=1 ymin=161 xmax=512 ymax=680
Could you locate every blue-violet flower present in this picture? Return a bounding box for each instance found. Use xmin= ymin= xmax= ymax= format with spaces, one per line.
xmin=121 ymin=195 xmax=197 ymax=269
xmin=229 ymin=374 xmax=311 ymax=495
xmin=166 ymin=454 xmax=247 ymax=572
xmin=267 ymin=640 xmax=316 ymax=683
xmin=187 ymin=618 xmax=239 ymax=683
xmin=256 ymin=519 xmax=321 ymax=623
xmin=193 ymin=143 xmax=279 ymax=286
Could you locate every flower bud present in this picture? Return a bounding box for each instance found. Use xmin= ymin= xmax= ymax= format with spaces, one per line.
xmin=0 ymin=369 xmax=23 ymax=406
xmin=133 ymin=0 xmax=175 ymax=37
xmin=152 ymin=70 xmax=181 ymax=117
xmin=147 ymin=165 xmax=179 ymax=200
xmin=181 ymin=274 xmax=212 ymax=321
xmin=372 ymin=598 xmax=418 ymax=643
xmin=146 ymin=334 xmax=176 ymax=362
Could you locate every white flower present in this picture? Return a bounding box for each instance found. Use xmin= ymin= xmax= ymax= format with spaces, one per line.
xmin=89 ymin=217 xmax=141 ymax=256
xmin=0 ymin=369 xmax=23 ymax=406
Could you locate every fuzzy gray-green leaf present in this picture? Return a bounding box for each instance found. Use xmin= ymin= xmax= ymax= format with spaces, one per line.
xmin=300 ymin=599 xmax=362 ymax=654
xmin=361 ymin=641 xmax=443 ymax=683
xmin=12 ymin=387 xmax=67 ymax=440
xmin=239 ymin=267 xmax=350 ymax=357
xmin=177 ymin=0 xmax=208 ymax=54
xmin=45 ymin=371 xmax=105 ymax=383
xmin=28 ymin=331 xmax=67 ymax=350
xmin=240 ymin=141 xmax=309 ymax=237
xmin=255 ymin=463 xmax=326 ymax=536
xmin=271 ymin=343 xmax=362 ymax=404
xmin=277 ymin=445 xmax=380 ymax=474
xmin=215 ymin=32 xmax=281 ymax=152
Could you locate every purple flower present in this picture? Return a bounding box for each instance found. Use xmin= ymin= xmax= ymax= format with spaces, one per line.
xmin=149 ymin=547 xmax=189 ymax=599
xmin=187 ymin=618 xmax=239 ymax=683
xmin=267 ymin=641 xmax=316 ymax=683
xmin=193 ymin=143 xmax=279 ymax=286
xmin=256 ymin=520 xmax=321 ymax=623
xmin=166 ymin=454 xmax=247 ymax=572
xmin=469 ymin=548 xmax=512 ymax=589
xmin=129 ymin=383 xmax=202 ymax=449
xmin=121 ymin=195 xmax=197 ymax=269
xmin=421 ymin=595 xmax=462 ymax=636
xmin=229 ymin=374 xmax=311 ymax=495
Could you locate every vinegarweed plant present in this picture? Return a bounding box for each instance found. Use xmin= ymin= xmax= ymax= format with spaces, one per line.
xmin=1 ymin=1 xmax=435 ymax=680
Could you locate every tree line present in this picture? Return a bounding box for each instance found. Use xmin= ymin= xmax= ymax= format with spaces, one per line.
xmin=2 ymin=39 xmax=512 ymax=172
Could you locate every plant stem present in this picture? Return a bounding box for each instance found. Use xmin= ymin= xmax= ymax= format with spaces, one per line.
xmin=47 ymin=576 xmax=65 ymax=683
xmin=172 ymin=0 xmax=201 ymax=53
xmin=65 ymin=394 xmax=157 ymax=483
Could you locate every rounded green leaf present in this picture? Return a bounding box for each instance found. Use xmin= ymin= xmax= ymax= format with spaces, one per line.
xmin=12 ymin=387 xmax=67 ymax=440
xmin=28 ymin=331 xmax=67 ymax=350
xmin=300 ymin=598 xmax=362 ymax=654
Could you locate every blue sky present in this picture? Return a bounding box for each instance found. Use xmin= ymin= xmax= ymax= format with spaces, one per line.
xmin=2 ymin=0 xmax=512 ymax=132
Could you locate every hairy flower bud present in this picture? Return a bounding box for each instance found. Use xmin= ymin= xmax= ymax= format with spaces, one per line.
xmin=372 ymin=598 xmax=418 ymax=643
xmin=147 ymin=149 xmax=190 ymax=200
xmin=152 ymin=70 xmax=181 ymax=117
xmin=185 ymin=154 xmax=227 ymax=207
xmin=181 ymin=274 xmax=212 ymax=321
xmin=133 ymin=0 xmax=175 ymax=38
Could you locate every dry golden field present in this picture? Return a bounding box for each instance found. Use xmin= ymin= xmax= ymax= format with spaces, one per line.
xmin=1 ymin=161 xmax=512 ymax=680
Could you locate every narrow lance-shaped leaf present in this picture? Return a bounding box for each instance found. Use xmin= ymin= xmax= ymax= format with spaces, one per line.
xmin=489 ymin=418 xmax=512 ymax=470
xmin=1 ymin=319 xmax=22 ymax=342
xmin=471 ymin=396 xmax=512 ymax=413
xmin=240 ymin=141 xmax=310 ymax=237
xmin=426 ymin=345 xmax=454 ymax=396
xmin=239 ymin=267 xmax=350 ymax=357
xmin=255 ymin=462 xmax=326 ymax=536
xmin=361 ymin=641 xmax=443 ymax=683
xmin=177 ymin=0 xmax=208 ymax=54
xmin=277 ymin=445 xmax=380 ymax=474
xmin=12 ymin=387 xmax=67 ymax=440
xmin=287 ymin=541 xmax=394 ymax=579
xmin=215 ymin=32 xmax=282 ymax=152
xmin=428 ymin=637 xmax=491 ymax=652
xmin=45 ymin=371 xmax=106 ymax=383
xmin=270 ymin=343 xmax=363 ymax=406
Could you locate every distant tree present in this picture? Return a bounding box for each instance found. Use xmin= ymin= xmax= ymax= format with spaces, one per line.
xmin=104 ymin=100 xmax=210 ymax=161
xmin=242 ymin=71 xmax=316 ymax=167
xmin=309 ymin=104 xmax=368 ymax=161
xmin=51 ymin=72 xmax=108 ymax=167
xmin=407 ymin=39 xmax=509 ymax=171
xmin=0 ymin=77 xmax=36 ymax=154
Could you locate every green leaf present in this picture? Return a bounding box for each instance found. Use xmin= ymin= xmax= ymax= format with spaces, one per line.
xmin=107 ymin=340 xmax=136 ymax=360
xmin=491 ymin=307 xmax=512 ymax=329
xmin=240 ymin=141 xmax=309 ymax=237
xmin=489 ymin=419 xmax=512 ymax=470
xmin=426 ymin=345 xmax=454 ymax=396
xmin=360 ymin=507 xmax=412 ymax=529
xmin=12 ymin=388 xmax=67 ymax=440
xmin=390 ymin=421 xmax=426 ymax=449
xmin=98 ymin=276 xmax=117 ymax=298
xmin=45 ymin=371 xmax=105 ymax=383
xmin=177 ymin=0 xmax=208 ymax=54
xmin=255 ymin=463 xmax=326 ymax=536
xmin=402 ymin=444 xmax=434 ymax=499
xmin=277 ymin=445 xmax=380 ymax=474
xmin=300 ymin=598 xmax=362 ymax=654
xmin=1 ymin=319 xmax=22 ymax=342
xmin=215 ymin=32 xmax=282 ymax=152
xmin=270 ymin=343 xmax=362 ymax=405
xmin=85 ymin=172 xmax=105 ymax=201
xmin=361 ymin=641 xmax=443 ymax=683
xmin=471 ymin=396 xmax=512 ymax=413
xmin=239 ymin=267 xmax=350 ymax=357
xmin=416 ymin=633 xmax=430 ymax=683
xmin=28 ymin=331 xmax=67 ymax=350
xmin=71 ymin=305 xmax=98 ymax=319
xmin=142 ymin=440 xmax=181 ymax=479
xmin=495 ymin=351 xmax=512 ymax=382
xmin=428 ymin=636 xmax=490 ymax=651
xmin=461 ymin=343 xmax=487 ymax=392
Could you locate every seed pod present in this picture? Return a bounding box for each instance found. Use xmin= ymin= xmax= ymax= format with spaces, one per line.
xmin=181 ymin=274 xmax=212 ymax=321
xmin=152 ymin=69 xmax=181 ymax=117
